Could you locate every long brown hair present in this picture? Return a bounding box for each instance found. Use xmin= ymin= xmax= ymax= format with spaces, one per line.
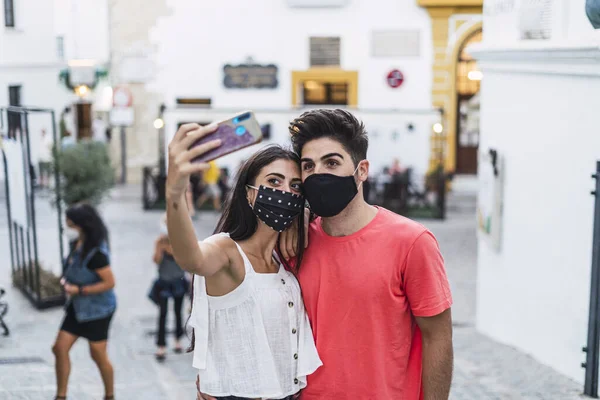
xmin=187 ymin=145 xmax=306 ymax=352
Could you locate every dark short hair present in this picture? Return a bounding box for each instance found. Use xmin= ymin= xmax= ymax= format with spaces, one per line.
xmin=289 ymin=109 xmax=368 ymax=166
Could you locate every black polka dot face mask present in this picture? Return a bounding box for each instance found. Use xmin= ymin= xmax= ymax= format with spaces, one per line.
xmin=246 ymin=185 xmax=304 ymax=232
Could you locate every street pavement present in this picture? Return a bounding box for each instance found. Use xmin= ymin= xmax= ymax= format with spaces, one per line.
xmin=0 ymin=184 xmax=587 ymax=399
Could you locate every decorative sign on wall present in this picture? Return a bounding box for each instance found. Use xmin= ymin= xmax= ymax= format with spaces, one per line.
xmin=477 ymin=148 xmax=504 ymax=252
xmin=518 ymin=0 xmax=553 ymax=40
xmin=386 ymin=69 xmax=404 ymax=88
xmin=223 ymin=61 xmax=278 ymax=89
xmin=310 ymin=37 xmax=341 ymax=67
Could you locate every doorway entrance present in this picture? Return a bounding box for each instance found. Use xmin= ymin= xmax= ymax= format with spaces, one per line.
xmin=75 ymin=102 xmax=92 ymax=140
xmin=455 ymin=30 xmax=482 ymax=175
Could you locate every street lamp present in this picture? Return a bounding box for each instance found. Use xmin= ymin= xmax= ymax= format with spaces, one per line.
xmin=59 ymin=61 xmax=109 ymax=95
xmin=74 ymin=85 xmax=89 ymax=98
xmin=153 ymin=118 xmax=164 ymax=129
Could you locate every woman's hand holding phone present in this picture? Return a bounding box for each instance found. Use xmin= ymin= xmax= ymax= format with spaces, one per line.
xmin=166 ymin=123 xmax=222 ymax=199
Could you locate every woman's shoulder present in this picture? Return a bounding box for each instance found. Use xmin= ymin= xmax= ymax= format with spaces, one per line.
xmin=202 ymin=232 xmax=235 ymax=249
xmin=87 ymin=250 xmax=109 ymax=270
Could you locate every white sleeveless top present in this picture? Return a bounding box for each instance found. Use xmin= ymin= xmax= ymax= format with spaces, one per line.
xmin=189 ymin=233 xmax=322 ymax=399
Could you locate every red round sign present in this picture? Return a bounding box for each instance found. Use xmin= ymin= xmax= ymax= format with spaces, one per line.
xmin=387 ymin=69 xmax=404 ymax=88
xmin=113 ymin=86 xmax=133 ymax=107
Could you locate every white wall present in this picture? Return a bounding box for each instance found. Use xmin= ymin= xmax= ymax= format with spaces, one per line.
xmin=474 ymin=0 xmax=600 ymax=383
xmin=148 ymin=0 xmax=432 ymax=109
xmin=475 ymin=68 xmax=600 ymax=383
xmin=0 ymin=0 xmax=56 ymax=64
xmin=0 ymin=0 xmax=110 ymax=182
xmin=53 ymin=0 xmax=111 ymax=63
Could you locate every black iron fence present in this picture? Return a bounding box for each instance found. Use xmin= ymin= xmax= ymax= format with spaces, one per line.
xmin=0 ymin=106 xmax=66 ymax=309
xmin=584 ymin=161 xmax=600 ymax=397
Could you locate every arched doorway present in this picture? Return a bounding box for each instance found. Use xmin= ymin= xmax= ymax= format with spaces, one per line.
xmin=454 ymin=29 xmax=482 ymax=174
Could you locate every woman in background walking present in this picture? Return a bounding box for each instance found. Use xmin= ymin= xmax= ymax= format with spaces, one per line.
xmin=52 ymin=203 xmax=116 ymax=400
xmin=150 ymin=214 xmax=187 ymax=361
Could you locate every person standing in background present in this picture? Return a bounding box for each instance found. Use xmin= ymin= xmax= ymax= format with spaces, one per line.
xmin=390 ymin=157 xmax=403 ymax=175
xmin=92 ymin=114 xmax=107 ymax=144
xmin=53 ymin=204 xmax=116 ymax=400
xmin=38 ymin=129 xmax=54 ymax=188
xmin=150 ymin=214 xmax=187 ymax=361
xmin=195 ymin=160 xmax=222 ymax=211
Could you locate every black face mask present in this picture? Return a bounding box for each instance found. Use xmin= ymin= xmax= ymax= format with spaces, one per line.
xmin=303 ymin=165 xmax=362 ymax=218
xmin=247 ymin=185 xmax=304 ymax=232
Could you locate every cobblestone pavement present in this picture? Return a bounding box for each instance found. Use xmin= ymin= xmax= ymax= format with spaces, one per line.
xmin=0 ymin=185 xmax=587 ymax=399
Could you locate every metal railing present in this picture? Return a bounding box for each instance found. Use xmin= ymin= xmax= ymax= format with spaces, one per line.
xmin=0 ymin=106 xmax=66 ymax=309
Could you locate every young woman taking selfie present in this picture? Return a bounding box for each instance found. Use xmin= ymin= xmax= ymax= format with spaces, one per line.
xmin=166 ymin=123 xmax=321 ymax=400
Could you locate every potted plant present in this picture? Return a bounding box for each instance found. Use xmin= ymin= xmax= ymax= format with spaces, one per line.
xmin=52 ymin=141 xmax=115 ymax=206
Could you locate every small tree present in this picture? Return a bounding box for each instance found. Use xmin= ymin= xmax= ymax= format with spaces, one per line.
xmin=53 ymin=141 xmax=115 ymax=206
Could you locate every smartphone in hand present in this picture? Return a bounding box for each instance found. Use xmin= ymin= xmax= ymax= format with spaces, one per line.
xmin=190 ymin=111 xmax=263 ymax=163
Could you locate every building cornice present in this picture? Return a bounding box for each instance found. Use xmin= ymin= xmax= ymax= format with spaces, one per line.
xmin=469 ymin=42 xmax=600 ymax=77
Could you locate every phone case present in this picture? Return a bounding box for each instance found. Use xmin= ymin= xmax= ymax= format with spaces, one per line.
xmin=190 ymin=111 xmax=263 ymax=163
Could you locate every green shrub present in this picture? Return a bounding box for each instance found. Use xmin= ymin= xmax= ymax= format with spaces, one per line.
xmin=53 ymin=141 xmax=115 ymax=206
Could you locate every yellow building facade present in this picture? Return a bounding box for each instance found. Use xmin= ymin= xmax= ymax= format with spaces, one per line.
xmin=418 ymin=0 xmax=483 ymax=174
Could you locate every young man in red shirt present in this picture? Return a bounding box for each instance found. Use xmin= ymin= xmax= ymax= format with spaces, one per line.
xmin=197 ymin=109 xmax=453 ymax=399
xmin=282 ymin=109 xmax=453 ymax=399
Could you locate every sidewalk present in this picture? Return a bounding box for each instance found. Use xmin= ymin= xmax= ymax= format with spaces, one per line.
xmin=0 ymin=184 xmax=586 ymax=399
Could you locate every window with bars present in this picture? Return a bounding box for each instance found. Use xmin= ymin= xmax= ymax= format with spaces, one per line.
xmin=4 ymin=0 xmax=15 ymax=27
xmin=310 ymin=37 xmax=341 ymax=67
xmin=302 ymin=81 xmax=348 ymax=105
xmin=9 ymin=85 xmax=21 ymax=106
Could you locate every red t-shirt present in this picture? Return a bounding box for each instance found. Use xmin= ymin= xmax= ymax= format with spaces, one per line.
xmin=297 ymin=207 xmax=452 ymax=400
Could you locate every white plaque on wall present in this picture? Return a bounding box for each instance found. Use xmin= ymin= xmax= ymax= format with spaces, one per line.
xmin=110 ymin=107 xmax=134 ymax=127
xmin=119 ymin=56 xmax=155 ymax=84
xmin=371 ymin=30 xmax=421 ymax=58
xmin=287 ymin=0 xmax=349 ymax=7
